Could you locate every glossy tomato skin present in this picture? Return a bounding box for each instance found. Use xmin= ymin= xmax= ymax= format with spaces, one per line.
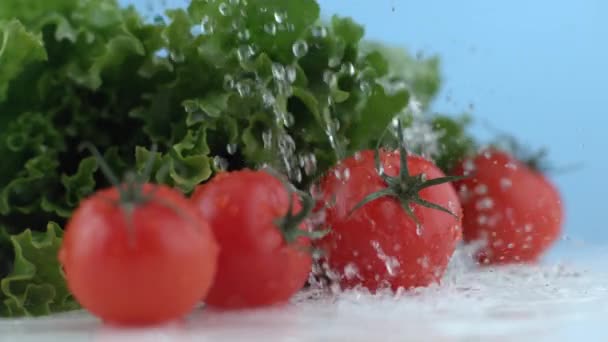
xmin=315 ymin=150 xmax=462 ymax=291
xmin=191 ymin=170 xmax=312 ymax=309
xmin=452 ymin=149 xmax=563 ymax=264
xmin=59 ymin=184 xmax=219 ymax=326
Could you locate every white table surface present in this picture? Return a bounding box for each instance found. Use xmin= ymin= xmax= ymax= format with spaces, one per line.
xmin=2 ymin=244 xmax=607 ymax=342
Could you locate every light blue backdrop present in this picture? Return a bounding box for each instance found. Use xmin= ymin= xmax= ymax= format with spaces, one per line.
xmin=122 ymin=0 xmax=607 ymax=246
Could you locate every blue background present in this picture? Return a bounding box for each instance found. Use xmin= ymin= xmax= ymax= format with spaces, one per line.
xmin=123 ymin=0 xmax=607 ymax=247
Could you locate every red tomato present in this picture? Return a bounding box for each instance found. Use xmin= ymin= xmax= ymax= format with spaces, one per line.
xmin=191 ymin=170 xmax=312 ymax=308
xmin=59 ymin=184 xmax=219 ymax=326
xmin=452 ymin=149 xmax=563 ymax=264
xmin=315 ymin=150 xmax=462 ymax=291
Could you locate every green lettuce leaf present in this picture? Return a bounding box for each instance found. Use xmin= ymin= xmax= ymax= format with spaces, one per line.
xmin=0 ymin=223 xmax=79 ymax=317
xmin=0 ymin=0 xmax=473 ymax=318
xmin=0 ymin=20 xmax=47 ymax=102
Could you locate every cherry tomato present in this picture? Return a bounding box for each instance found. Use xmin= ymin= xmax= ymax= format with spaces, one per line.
xmin=315 ymin=149 xmax=462 ymax=291
xmin=191 ymin=170 xmax=312 ymax=308
xmin=452 ymin=149 xmax=563 ymax=264
xmin=59 ymin=184 xmax=219 ymax=326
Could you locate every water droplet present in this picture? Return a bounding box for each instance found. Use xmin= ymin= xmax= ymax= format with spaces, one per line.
xmin=417 ymin=256 xmax=430 ymax=269
xmin=354 ymin=152 xmax=363 ymax=161
xmin=333 ymin=168 xmax=342 ymax=180
xmin=273 ymin=11 xmax=287 ymax=23
xmin=463 ymin=159 xmax=476 ymax=172
xmin=282 ymin=112 xmax=295 ymax=127
xmin=262 ymin=91 xmax=275 ymax=108
xmin=201 ymin=16 xmax=215 ymax=34
xmin=218 ymin=2 xmax=231 ymax=16
xmin=311 ymin=25 xmax=327 ymax=38
xmin=226 ymin=143 xmax=238 ymax=155
xmin=359 ymin=81 xmax=372 ymax=95
xmin=323 ymin=70 xmax=336 ymax=85
xmin=474 ymin=184 xmax=488 ymax=195
xmin=299 ymin=154 xmax=317 ymax=175
xmin=416 ymin=224 xmax=423 ymax=236
xmin=493 ymin=239 xmax=504 ymax=247
xmin=223 ymin=74 xmax=235 ymax=90
xmin=264 ymin=22 xmax=277 ymax=35
xmin=343 ymin=168 xmax=351 ymax=180
xmin=343 ymin=263 xmax=360 ymax=280
xmin=278 ymin=134 xmax=296 ymax=152
xmin=229 ymin=0 xmax=240 ymax=4
xmin=292 ymin=40 xmax=309 ymax=58
xmin=500 ymin=178 xmax=512 ymax=190
xmin=236 ymin=82 xmax=251 ymax=97
xmin=370 ymin=240 xmax=400 ymax=277
xmin=236 ymin=44 xmax=255 ymax=61
xmin=340 ymin=62 xmax=356 ymax=76
xmin=271 ymin=63 xmax=285 ymax=80
xmin=475 ymin=197 xmax=494 ymax=210
xmin=505 ymin=162 xmax=518 ymax=170
xmin=524 ymin=224 xmax=534 ymax=233
xmin=507 ymin=243 xmax=515 ymax=249
xmin=262 ymin=130 xmax=273 ymax=149
xmin=170 ymin=51 xmax=185 ymax=63
xmin=286 ymin=65 xmax=297 ymax=83
xmin=213 ymin=156 xmax=229 ymax=171
xmin=328 ymin=56 xmax=341 ymax=68
xmin=237 ymin=29 xmax=251 ymax=40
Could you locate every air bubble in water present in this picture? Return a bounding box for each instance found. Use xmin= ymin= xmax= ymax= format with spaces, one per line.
xmin=292 ymin=40 xmax=309 ymax=58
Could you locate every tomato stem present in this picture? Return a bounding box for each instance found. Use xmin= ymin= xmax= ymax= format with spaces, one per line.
xmin=351 ymin=118 xmax=466 ymax=223
xmin=264 ymin=169 xmax=327 ymax=244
